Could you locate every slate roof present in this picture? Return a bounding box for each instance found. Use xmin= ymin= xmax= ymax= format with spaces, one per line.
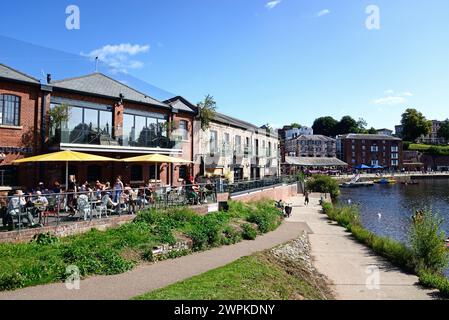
xmin=285 ymin=156 xmax=348 ymax=167
xmin=0 ymin=63 xmax=40 ymax=84
xmin=291 ymin=134 xmax=335 ymax=142
xmin=214 ymin=112 xmax=278 ymax=138
xmin=52 ymin=73 xmax=168 ymax=107
xmin=338 ymin=133 xmax=402 ymax=141
xmin=163 ymin=96 xmax=197 ymax=113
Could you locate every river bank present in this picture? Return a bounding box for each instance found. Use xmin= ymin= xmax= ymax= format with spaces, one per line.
xmin=290 ymin=194 xmax=438 ymax=300
xmin=136 ymin=233 xmax=334 ymax=300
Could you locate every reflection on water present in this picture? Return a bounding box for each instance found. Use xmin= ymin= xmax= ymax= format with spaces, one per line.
xmin=339 ymin=179 xmax=449 ymax=276
xmin=339 ymin=179 xmax=449 ymax=243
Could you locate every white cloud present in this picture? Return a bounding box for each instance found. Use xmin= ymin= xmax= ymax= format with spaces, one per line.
xmin=81 ymin=43 xmax=150 ymax=73
xmin=266 ymin=0 xmax=281 ymax=10
xmin=372 ymin=90 xmax=413 ymax=106
xmin=317 ymin=9 xmax=330 ymax=17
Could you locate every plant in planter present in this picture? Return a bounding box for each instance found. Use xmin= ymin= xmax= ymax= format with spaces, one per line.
xmin=197 ymin=95 xmax=217 ymax=131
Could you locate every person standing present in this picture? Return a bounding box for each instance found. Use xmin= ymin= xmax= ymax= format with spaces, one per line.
xmin=304 ymin=190 xmax=310 ymax=206
xmin=67 ymin=175 xmax=78 ymax=216
xmin=113 ymin=176 xmax=124 ymax=203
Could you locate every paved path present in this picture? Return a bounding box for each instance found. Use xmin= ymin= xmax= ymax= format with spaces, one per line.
xmin=0 ymin=220 xmax=310 ymax=300
xmin=287 ymin=194 xmax=438 ymax=300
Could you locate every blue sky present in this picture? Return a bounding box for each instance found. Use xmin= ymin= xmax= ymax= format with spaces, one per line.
xmin=1 ymin=0 xmax=449 ymax=130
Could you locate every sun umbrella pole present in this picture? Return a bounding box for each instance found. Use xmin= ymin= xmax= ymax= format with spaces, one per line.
xmin=65 ymin=161 xmax=69 ymax=192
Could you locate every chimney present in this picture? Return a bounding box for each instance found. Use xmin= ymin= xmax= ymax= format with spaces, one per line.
xmin=47 ymin=74 xmax=52 ymax=84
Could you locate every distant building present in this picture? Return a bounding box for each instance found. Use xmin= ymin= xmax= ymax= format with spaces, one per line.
xmin=285 ymin=127 xmax=313 ymax=140
xmin=376 ymin=128 xmax=393 ymax=136
xmin=417 ymin=120 xmax=445 ymax=145
xmin=277 ymin=125 xmax=313 ymax=165
xmin=395 ymin=121 xmax=445 ymax=144
xmin=285 ymin=135 xmax=336 ymax=158
xmin=337 ymin=134 xmax=403 ymax=170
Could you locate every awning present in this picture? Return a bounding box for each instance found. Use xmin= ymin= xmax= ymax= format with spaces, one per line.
xmin=284 ymin=156 xmax=348 ymax=167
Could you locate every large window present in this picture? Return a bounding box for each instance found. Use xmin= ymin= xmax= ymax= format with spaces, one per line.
xmin=0 ymin=95 xmax=20 ymax=126
xmin=123 ymin=113 xmax=168 ymax=148
xmin=235 ymin=135 xmax=242 ymax=154
xmin=56 ymin=104 xmax=113 ymax=144
xmin=210 ymin=130 xmax=218 ymax=153
xmin=179 ymin=120 xmax=188 ymax=140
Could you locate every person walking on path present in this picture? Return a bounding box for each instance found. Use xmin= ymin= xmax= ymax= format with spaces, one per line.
xmin=304 ymin=190 xmax=310 ymax=206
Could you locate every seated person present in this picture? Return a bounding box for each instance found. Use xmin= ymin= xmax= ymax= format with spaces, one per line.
xmin=101 ymin=192 xmax=119 ymax=211
xmin=7 ymin=190 xmax=37 ymax=227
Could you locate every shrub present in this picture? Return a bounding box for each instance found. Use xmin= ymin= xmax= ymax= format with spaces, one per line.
xmin=419 ymin=271 xmax=449 ymax=297
xmin=187 ymin=213 xmax=228 ymax=251
xmin=306 ymin=175 xmax=340 ymax=199
xmin=31 ymin=233 xmax=59 ymax=245
xmin=409 ymin=210 xmax=449 ymax=273
xmin=0 ymin=273 xmax=26 ymax=291
xmin=247 ymin=202 xmax=282 ymax=233
xmin=221 ymin=226 xmax=243 ymax=245
xmin=241 ymin=224 xmax=257 ymax=240
xmin=321 ymin=202 xmax=334 ymax=216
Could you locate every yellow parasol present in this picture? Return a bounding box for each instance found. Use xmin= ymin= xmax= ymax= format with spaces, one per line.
xmin=14 ymin=150 xmax=118 ymax=190
xmin=122 ymin=154 xmax=193 ymax=183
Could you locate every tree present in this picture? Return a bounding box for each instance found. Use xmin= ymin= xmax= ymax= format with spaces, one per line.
xmin=48 ymin=104 xmax=70 ymax=132
xmin=401 ymin=109 xmax=431 ymax=142
xmin=312 ymin=116 xmax=339 ymax=137
xmin=337 ymin=116 xmax=360 ymax=135
xmin=356 ymin=118 xmax=368 ymax=133
xmin=262 ymin=123 xmax=273 ymax=133
xmin=290 ymin=123 xmax=302 ymax=129
xmin=367 ymin=127 xmax=378 ymax=134
xmin=437 ymin=120 xmax=449 ymax=143
xmin=197 ymin=95 xmax=217 ymax=131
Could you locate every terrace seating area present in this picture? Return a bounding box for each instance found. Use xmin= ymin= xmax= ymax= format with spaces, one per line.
xmin=0 ymin=182 xmax=218 ymax=232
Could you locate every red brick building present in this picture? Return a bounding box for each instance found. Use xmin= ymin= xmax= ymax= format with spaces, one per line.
xmin=0 ymin=63 xmax=196 ymax=189
xmin=336 ymin=134 xmax=403 ymax=170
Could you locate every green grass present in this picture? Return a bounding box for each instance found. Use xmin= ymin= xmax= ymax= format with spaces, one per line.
xmin=0 ymin=199 xmax=283 ymax=292
xmin=409 ymin=144 xmax=449 ymax=155
xmin=134 ymin=252 xmax=333 ymax=300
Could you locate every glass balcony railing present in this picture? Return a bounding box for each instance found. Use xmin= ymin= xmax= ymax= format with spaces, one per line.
xmin=51 ymin=127 xmax=177 ymax=149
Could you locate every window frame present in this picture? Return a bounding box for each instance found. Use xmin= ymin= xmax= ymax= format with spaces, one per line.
xmin=0 ymin=94 xmax=21 ymax=126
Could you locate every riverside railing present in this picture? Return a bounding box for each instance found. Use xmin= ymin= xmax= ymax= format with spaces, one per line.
xmin=0 ymin=176 xmax=298 ymax=233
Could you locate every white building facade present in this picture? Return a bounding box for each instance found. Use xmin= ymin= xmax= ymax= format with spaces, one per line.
xmin=193 ymin=113 xmax=280 ymax=182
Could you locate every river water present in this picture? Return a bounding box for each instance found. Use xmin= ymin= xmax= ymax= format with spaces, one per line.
xmin=338 ymin=178 xmax=449 ymax=276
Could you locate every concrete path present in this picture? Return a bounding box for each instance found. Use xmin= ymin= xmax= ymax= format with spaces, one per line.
xmin=287 ymin=194 xmax=438 ymax=300
xmin=0 ymin=220 xmax=310 ymax=300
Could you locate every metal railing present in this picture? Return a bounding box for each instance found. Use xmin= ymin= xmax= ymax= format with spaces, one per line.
xmin=51 ymin=127 xmax=177 ymax=149
xmin=0 ymin=176 xmax=298 ymax=233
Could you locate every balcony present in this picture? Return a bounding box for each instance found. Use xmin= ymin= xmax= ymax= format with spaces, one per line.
xmin=51 ymin=127 xmax=179 ymax=153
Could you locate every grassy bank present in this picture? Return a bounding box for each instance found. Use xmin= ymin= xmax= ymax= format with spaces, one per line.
xmin=0 ymin=199 xmax=283 ymax=292
xmin=321 ymin=202 xmax=449 ymax=297
xmin=135 ymin=246 xmax=333 ymax=300
xmin=408 ymin=143 xmax=449 ymax=156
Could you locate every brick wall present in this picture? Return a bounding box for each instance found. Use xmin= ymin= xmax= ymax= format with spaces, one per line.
xmin=230 ymin=183 xmax=299 ymax=202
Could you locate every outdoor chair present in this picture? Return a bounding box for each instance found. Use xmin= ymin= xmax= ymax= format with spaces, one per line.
xmin=97 ymin=194 xmax=116 ymax=218
xmin=77 ymin=195 xmax=92 ymax=221
xmin=41 ymin=196 xmax=60 ymax=226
